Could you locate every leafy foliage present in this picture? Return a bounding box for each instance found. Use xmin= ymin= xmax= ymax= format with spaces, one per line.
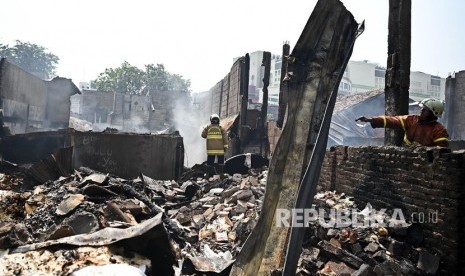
xmin=91 ymin=61 xmax=145 ymax=94
xmin=0 ymin=40 xmax=59 ymax=79
xmin=92 ymin=62 xmax=191 ymax=95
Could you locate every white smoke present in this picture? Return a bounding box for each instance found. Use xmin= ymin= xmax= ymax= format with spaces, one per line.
xmin=172 ymin=93 xmax=208 ymax=168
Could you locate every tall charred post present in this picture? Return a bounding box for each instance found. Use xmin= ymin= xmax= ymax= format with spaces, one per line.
xmin=277 ymin=43 xmax=290 ymax=128
xmin=384 ymin=0 xmax=411 ymax=145
xmin=239 ymin=54 xmax=250 ymax=152
xmin=260 ymin=52 xmax=271 ymax=157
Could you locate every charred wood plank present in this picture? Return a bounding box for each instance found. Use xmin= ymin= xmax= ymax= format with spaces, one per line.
xmin=230 ymin=0 xmax=359 ymax=275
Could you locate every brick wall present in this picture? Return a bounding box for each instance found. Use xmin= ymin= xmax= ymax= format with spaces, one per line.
xmin=318 ymin=145 xmax=465 ymax=273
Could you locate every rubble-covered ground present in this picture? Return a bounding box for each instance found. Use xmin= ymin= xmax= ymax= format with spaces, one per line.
xmin=0 ymin=161 xmax=441 ymax=275
xmin=0 ymin=161 xmax=266 ymax=275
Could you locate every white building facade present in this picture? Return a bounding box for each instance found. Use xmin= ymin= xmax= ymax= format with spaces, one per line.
xmin=346 ymin=60 xmax=446 ymax=101
xmin=244 ymin=53 xmax=447 ymax=117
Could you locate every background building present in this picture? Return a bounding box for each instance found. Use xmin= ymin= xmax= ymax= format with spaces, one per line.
xmin=346 ymin=60 xmax=446 ymax=101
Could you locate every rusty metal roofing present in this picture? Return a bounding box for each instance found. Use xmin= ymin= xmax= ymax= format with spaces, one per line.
xmin=334 ymin=89 xmax=384 ymax=113
xmin=220 ymin=114 xmax=239 ymax=131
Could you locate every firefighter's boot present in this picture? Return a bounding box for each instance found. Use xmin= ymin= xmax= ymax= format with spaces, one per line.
xmin=218 ymin=164 xmax=225 ymax=177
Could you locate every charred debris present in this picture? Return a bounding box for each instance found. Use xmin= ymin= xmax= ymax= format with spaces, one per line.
xmin=0 ymin=160 xmax=442 ymax=275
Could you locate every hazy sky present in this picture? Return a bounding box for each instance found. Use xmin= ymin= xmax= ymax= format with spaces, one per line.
xmin=1 ymin=0 xmax=464 ymax=92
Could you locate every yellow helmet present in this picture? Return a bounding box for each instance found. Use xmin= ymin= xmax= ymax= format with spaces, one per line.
xmin=419 ymin=98 xmax=444 ymax=117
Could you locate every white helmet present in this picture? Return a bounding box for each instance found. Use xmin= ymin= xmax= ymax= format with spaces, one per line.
xmin=210 ymin=114 xmax=220 ymax=123
xmin=419 ymin=98 xmax=444 ymax=117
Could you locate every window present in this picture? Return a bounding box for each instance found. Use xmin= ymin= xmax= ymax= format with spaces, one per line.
xmin=375 ymin=67 xmax=386 ymax=77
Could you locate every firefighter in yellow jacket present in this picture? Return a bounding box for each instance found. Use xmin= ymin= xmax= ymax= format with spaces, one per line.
xmin=201 ymin=114 xmax=229 ymax=176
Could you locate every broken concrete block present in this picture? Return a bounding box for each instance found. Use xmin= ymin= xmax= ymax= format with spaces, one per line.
xmin=351 ymin=243 xmax=363 ymax=255
xmin=222 ymin=186 xmax=240 ymax=198
xmin=56 ymin=194 xmax=85 ymax=216
xmin=325 ymin=261 xmax=355 ymax=275
xmin=215 ymin=231 xmax=228 ymax=242
xmin=228 ymin=231 xmax=237 ymax=241
xmin=373 ymin=262 xmax=397 ymax=276
xmin=233 ymin=190 xmax=254 ymax=201
xmin=364 ymin=242 xmax=379 ymax=253
xmin=198 ymin=227 xmax=213 ymax=240
xmin=326 ymin=228 xmax=337 ymax=239
xmin=192 ymin=215 xmax=204 ymax=226
xmin=351 ymin=263 xmax=375 ymax=276
xmin=249 ymin=177 xmax=258 ymax=186
xmin=216 ymin=211 xmax=230 ymax=217
xmin=175 ymin=213 xmax=192 ymax=225
xmin=372 ymin=250 xmax=388 ymax=262
xmin=387 ymin=240 xmax=407 ymax=257
xmin=318 ymin=240 xmax=364 ymax=269
xmin=208 ymin=188 xmax=224 ymax=195
xmin=301 ymin=247 xmax=320 ymax=262
xmin=47 ymin=225 xmax=75 ymax=240
xmin=417 ymin=249 xmax=440 ymax=275
xmin=329 ymin=238 xmax=342 ymax=249
xmin=0 ymin=223 xmax=32 ymax=248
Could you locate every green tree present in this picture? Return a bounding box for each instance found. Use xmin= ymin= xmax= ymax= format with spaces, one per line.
xmin=92 ymin=62 xmax=191 ymax=95
xmin=144 ymin=63 xmax=169 ymax=93
xmin=92 ymin=61 xmax=145 ymax=94
xmin=0 ymin=40 xmax=59 ymax=79
xmin=168 ymin=73 xmax=191 ymax=92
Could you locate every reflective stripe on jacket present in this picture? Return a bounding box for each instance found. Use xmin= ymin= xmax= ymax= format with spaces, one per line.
xmin=370 ymin=115 xmax=449 ymax=147
xmin=201 ymin=124 xmax=229 ymax=155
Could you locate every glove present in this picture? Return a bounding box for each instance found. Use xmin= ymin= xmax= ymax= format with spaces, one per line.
xmin=355 ymin=116 xmax=371 ymax=123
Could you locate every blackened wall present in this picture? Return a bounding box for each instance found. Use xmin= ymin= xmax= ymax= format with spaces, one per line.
xmin=0 ymin=58 xmax=79 ymax=135
xmin=72 ymin=131 xmax=184 ymax=180
xmin=0 ymin=130 xmax=71 ymax=163
xmin=0 ymin=130 xmax=184 ymax=181
xmin=0 ymin=58 xmax=47 ymax=134
xmin=319 ymin=146 xmax=465 ymax=274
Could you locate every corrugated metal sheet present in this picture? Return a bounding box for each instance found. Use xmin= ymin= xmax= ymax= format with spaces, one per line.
xmin=27 ymin=147 xmax=73 ymax=183
xmin=220 ymin=114 xmax=239 ymax=132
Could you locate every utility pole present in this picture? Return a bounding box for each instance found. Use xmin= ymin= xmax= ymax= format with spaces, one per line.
xmin=385 ymin=0 xmax=411 ymax=145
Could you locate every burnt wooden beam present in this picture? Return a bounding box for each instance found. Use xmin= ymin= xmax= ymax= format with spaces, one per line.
xmin=230 ymin=0 xmax=359 ymax=275
xmin=385 ymin=0 xmax=411 ymax=145
xmin=277 ymin=43 xmax=290 ymax=128
xmin=239 ymin=54 xmax=250 ymax=150
xmin=261 ymin=52 xmax=271 ymax=157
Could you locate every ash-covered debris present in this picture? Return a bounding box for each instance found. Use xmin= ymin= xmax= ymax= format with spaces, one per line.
xmin=0 ymin=161 xmax=442 ymax=275
xmin=295 ymin=191 xmax=441 ymax=276
xmin=0 ymin=161 xmax=268 ymax=275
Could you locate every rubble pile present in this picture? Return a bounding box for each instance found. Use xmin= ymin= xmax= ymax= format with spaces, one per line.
xmin=296 ymin=191 xmax=441 ymax=276
xmin=0 ymin=160 xmax=442 ymax=275
xmin=0 ymin=161 xmax=268 ymax=275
